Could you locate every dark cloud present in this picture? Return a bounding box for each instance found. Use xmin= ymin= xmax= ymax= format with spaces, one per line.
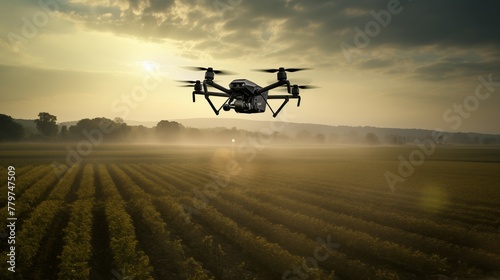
xmin=58 ymin=0 xmax=500 ymax=49
xmin=11 ymin=0 xmax=500 ymax=80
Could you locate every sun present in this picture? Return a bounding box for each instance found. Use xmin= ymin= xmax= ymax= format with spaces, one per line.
xmin=142 ymin=61 xmax=156 ymax=72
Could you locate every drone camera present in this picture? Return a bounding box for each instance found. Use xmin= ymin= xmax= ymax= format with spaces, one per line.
xmin=222 ymin=100 xmax=251 ymax=112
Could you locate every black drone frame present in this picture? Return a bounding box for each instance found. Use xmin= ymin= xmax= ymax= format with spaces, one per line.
xmin=190 ymin=67 xmax=304 ymax=118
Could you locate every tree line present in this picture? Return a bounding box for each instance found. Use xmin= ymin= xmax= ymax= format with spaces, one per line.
xmin=1 ymin=112 xmax=498 ymax=145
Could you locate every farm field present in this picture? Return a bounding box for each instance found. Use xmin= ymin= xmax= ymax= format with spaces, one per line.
xmin=0 ymin=144 xmax=499 ymax=280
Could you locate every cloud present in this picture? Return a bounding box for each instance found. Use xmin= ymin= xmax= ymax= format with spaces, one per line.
xmin=5 ymin=0 xmax=500 ymax=82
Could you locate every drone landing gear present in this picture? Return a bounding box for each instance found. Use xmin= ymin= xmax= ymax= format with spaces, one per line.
xmin=265 ymin=95 xmax=301 ymax=118
xmin=205 ymin=94 xmax=221 ymax=115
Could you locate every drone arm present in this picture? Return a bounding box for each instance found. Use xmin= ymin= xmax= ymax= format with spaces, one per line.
xmin=192 ymin=91 xmax=231 ymax=98
xmin=256 ymin=80 xmax=290 ymax=95
xmin=206 ymin=80 xmax=232 ymax=94
xmin=267 ymin=95 xmax=300 ymax=100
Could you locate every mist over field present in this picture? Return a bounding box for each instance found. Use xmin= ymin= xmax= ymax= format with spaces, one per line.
xmin=5 ymin=115 xmax=500 ymax=147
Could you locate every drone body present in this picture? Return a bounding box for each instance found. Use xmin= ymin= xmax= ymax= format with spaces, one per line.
xmin=180 ymin=67 xmax=316 ymax=117
xmin=226 ymin=79 xmax=268 ymax=114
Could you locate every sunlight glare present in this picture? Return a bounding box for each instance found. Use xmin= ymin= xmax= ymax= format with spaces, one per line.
xmin=142 ymin=61 xmax=156 ymax=72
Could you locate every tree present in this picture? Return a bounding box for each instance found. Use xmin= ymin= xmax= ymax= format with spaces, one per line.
xmin=365 ymin=132 xmax=379 ymax=145
xmin=59 ymin=125 xmax=69 ymax=139
xmin=68 ymin=117 xmax=130 ymax=142
xmin=34 ymin=112 xmax=58 ymax=138
xmin=156 ymin=120 xmax=184 ymax=142
xmin=315 ymin=133 xmax=326 ymax=144
xmin=0 ymin=114 xmax=24 ymax=141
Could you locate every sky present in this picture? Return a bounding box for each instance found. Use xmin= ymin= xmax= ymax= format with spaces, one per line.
xmin=0 ymin=0 xmax=499 ymax=134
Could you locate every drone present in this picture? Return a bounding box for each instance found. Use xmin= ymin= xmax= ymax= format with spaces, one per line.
xmin=178 ymin=67 xmax=317 ymax=117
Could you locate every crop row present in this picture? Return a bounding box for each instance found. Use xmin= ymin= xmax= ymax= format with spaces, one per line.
xmin=122 ymin=163 xmax=257 ymax=279
xmin=0 ymin=165 xmax=54 ymax=210
xmin=130 ymin=164 xmax=333 ymax=279
xmin=155 ymin=163 xmax=453 ymax=273
xmin=0 ymin=168 xmax=61 ymax=223
xmin=9 ymin=165 xmax=79 ymax=277
xmin=220 ymin=190 xmax=449 ymax=274
xmin=172 ymin=162 xmax=500 ymax=256
xmin=271 ymin=185 xmax=500 ymax=257
xmin=58 ymin=164 xmax=95 ymax=279
xmin=255 ymin=163 xmax=500 ymax=228
xmin=251 ymin=173 xmax=500 ymax=255
xmin=137 ymin=163 xmax=388 ymax=278
xmin=96 ymin=164 xmax=154 ymax=280
xmin=107 ymin=164 xmax=211 ymax=280
xmin=251 ymin=189 xmax=500 ymax=271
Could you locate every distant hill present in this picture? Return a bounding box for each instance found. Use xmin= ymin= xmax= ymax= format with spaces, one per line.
xmin=172 ymin=118 xmax=500 ymax=145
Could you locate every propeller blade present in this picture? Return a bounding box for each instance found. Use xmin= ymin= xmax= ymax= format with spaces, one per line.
xmin=183 ymin=66 xmax=208 ymax=72
xmin=213 ymin=69 xmax=237 ymax=75
xmin=183 ymin=66 xmax=236 ymax=75
xmin=267 ymin=78 xmax=313 ymax=85
xmin=254 ymin=69 xmax=279 ymax=73
xmin=285 ymin=68 xmax=312 ymax=72
xmin=254 ymin=67 xmax=312 ymax=73
xmin=277 ymin=84 xmax=320 ymax=91
xmin=178 ymin=85 xmax=195 ymax=87
xmin=176 ymin=80 xmax=198 ymax=84
xmin=297 ymin=85 xmax=319 ymax=89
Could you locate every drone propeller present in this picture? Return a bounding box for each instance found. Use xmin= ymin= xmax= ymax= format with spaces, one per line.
xmin=254 ymin=67 xmax=312 ymax=73
xmin=294 ymin=85 xmax=319 ymax=90
xmin=176 ymin=80 xmax=199 ymax=87
xmin=277 ymin=84 xmax=320 ymax=93
xmin=177 ymin=80 xmax=198 ymax=84
xmin=183 ymin=66 xmax=236 ymax=75
xmin=268 ymin=78 xmax=313 ymax=85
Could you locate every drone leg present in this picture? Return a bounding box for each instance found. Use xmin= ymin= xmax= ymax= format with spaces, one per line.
xmin=205 ymin=95 xmax=219 ymax=115
xmin=192 ymin=92 xmax=196 ymax=102
xmin=273 ymin=97 xmax=289 ymax=118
